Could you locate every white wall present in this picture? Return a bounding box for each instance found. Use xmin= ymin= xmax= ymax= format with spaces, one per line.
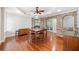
xmin=6 ymin=13 xmax=32 ymax=37
xmin=0 ymin=8 xmax=5 ymax=44
xmin=0 ymin=8 xmax=1 ymax=42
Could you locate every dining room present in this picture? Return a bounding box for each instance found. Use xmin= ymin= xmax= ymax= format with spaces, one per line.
xmin=0 ymin=7 xmax=79 ymax=51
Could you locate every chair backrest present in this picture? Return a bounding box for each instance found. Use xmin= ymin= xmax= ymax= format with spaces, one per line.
xmin=18 ymin=28 xmax=29 ymax=36
xmin=34 ymin=26 xmax=40 ymax=28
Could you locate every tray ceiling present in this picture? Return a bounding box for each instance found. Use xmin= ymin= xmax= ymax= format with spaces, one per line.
xmin=6 ymin=7 xmax=77 ymax=17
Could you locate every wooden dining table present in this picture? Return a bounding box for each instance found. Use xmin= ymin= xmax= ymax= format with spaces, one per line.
xmin=30 ymin=28 xmax=44 ymax=38
xmin=29 ymin=28 xmax=47 ymax=44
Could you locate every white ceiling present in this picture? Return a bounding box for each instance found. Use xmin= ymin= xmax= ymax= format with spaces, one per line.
xmin=6 ymin=7 xmax=78 ymax=17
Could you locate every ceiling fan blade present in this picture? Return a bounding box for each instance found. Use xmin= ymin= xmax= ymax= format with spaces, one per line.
xmin=39 ymin=12 xmax=41 ymax=14
xmin=32 ymin=7 xmax=44 ymax=14
xmin=36 ymin=7 xmax=39 ymax=13
xmin=39 ymin=10 xmax=44 ymax=12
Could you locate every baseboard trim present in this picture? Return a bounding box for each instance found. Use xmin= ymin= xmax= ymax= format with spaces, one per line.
xmin=0 ymin=38 xmax=5 ymax=45
xmin=0 ymin=39 xmax=5 ymax=45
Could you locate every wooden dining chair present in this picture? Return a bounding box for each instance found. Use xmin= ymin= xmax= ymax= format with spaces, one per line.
xmin=15 ymin=28 xmax=30 ymax=40
xmin=38 ymin=29 xmax=47 ymax=43
xmin=30 ymin=30 xmax=36 ymax=43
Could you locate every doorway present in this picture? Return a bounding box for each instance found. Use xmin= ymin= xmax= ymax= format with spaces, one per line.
xmin=47 ymin=18 xmax=57 ymax=33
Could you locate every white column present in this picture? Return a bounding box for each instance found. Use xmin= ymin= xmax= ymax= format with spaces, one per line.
xmin=77 ymin=8 xmax=79 ymax=28
xmin=0 ymin=7 xmax=5 ymax=44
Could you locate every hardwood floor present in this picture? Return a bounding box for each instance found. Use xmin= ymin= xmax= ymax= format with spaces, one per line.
xmin=63 ymin=36 xmax=79 ymax=51
xmin=0 ymin=31 xmax=79 ymax=51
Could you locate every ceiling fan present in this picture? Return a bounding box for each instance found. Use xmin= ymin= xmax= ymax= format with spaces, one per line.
xmin=34 ymin=7 xmax=44 ymax=14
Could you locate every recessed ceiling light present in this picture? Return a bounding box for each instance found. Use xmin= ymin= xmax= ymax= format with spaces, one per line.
xmin=57 ymin=9 xmax=62 ymax=12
